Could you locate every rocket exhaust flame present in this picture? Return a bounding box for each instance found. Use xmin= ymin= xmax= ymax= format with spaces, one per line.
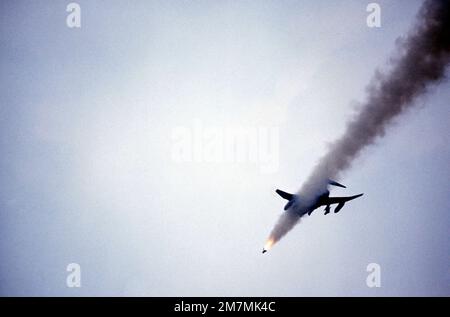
xmin=264 ymin=0 xmax=450 ymax=251
xmin=264 ymin=211 xmax=300 ymax=252
xmin=263 ymin=238 xmax=276 ymax=253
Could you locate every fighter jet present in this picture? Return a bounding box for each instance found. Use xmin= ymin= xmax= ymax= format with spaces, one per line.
xmin=275 ymin=180 xmax=363 ymax=217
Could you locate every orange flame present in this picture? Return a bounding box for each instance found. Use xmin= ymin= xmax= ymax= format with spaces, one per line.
xmin=263 ymin=237 xmax=275 ymax=251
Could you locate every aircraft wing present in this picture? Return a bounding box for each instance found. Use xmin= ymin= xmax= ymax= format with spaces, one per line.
xmin=276 ymin=189 xmax=294 ymax=201
xmin=326 ymin=193 xmax=363 ymax=204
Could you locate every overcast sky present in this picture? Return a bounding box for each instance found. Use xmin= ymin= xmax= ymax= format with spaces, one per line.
xmin=1 ymin=0 xmax=449 ymax=296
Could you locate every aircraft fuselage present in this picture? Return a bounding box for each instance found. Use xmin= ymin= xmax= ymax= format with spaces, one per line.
xmin=276 ymin=182 xmax=363 ymax=216
xmin=287 ymin=190 xmax=330 ymax=216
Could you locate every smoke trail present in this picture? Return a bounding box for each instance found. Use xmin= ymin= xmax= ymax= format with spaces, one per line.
xmin=267 ymin=0 xmax=450 ymax=247
xmin=264 ymin=211 xmax=300 ymax=251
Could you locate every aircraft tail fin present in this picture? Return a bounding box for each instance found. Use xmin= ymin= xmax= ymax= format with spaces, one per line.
xmin=276 ymin=189 xmax=294 ymax=201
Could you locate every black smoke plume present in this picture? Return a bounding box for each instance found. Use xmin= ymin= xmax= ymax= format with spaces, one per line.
xmin=267 ymin=0 xmax=450 ymax=247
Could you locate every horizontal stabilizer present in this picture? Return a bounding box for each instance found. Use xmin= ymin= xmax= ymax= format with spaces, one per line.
xmin=276 ymin=189 xmax=294 ymax=201
xmin=328 ymin=179 xmax=346 ymax=188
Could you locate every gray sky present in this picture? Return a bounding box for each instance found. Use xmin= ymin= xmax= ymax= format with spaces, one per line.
xmin=1 ymin=0 xmax=449 ymax=296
